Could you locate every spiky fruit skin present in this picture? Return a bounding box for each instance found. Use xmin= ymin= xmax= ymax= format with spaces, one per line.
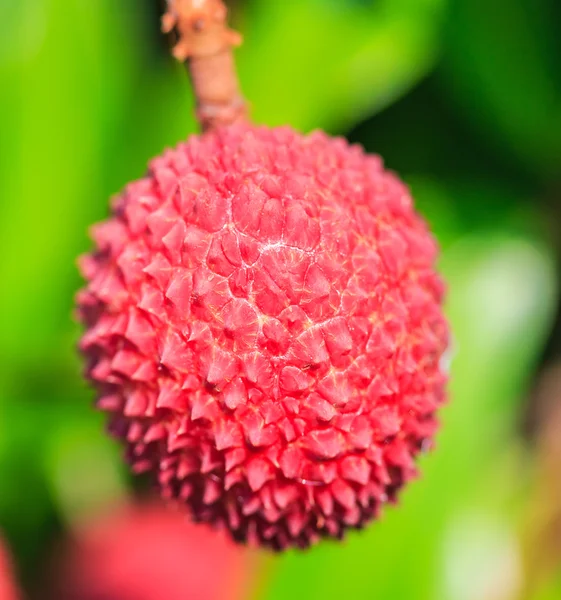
xmin=50 ymin=503 xmax=251 ymax=600
xmin=77 ymin=123 xmax=449 ymax=550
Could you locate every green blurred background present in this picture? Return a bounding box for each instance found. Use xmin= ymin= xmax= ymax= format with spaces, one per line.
xmin=1 ymin=0 xmax=561 ymax=598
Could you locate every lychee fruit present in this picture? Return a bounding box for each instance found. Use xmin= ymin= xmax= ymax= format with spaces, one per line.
xmin=77 ymin=123 xmax=449 ymax=549
xmin=47 ymin=503 xmax=252 ymax=600
xmin=0 ymin=536 xmax=20 ymax=600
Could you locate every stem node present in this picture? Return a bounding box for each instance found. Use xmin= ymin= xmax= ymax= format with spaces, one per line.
xmin=163 ymin=0 xmax=248 ymax=132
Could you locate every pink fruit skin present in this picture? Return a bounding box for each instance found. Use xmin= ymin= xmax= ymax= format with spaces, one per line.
xmin=0 ymin=537 xmax=20 ymax=600
xmin=77 ymin=123 xmax=449 ymax=549
xmin=53 ymin=504 xmax=251 ymax=600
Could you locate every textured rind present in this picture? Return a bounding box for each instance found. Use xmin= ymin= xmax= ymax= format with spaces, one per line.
xmin=77 ymin=123 xmax=449 ymax=550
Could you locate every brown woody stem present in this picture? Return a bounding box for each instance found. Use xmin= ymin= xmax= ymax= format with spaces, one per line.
xmin=162 ymin=0 xmax=248 ymax=132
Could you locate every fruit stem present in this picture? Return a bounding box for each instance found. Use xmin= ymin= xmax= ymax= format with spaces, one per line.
xmin=162 ymin=0 xmax=248 ymax=132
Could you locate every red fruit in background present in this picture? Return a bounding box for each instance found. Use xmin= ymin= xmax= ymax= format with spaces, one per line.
xmin=77 ymin=123 xmax=449 ymax=549
xmin=50 ymin=503 xmax=251 ymax=600
xmin=0 ymin=536 xmax=20 ymax=600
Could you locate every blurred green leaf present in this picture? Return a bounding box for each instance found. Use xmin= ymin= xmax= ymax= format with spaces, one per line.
xmin=349 ymin=74 xmax=538 ymax=192
xmin=0 ymin=0 xmax=133 ymax=366
xmin=443 ymin=0 xmax=561 ymax=178
xmin=0 ymin=0 xmax=47 ymax=67
xmin=44 ymin=413 xmax=128 ymax=526
xmin=238 ymin=0 xmax=447 ymax=131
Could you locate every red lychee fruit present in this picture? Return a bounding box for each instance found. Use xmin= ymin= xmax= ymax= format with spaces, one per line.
xmin=48 ymin=503 xmax=252 ymax=600
xmin=0 ymin=536 xmax=20 ymax=600
xmin=77 ymin=123 xmax=449 ymax=550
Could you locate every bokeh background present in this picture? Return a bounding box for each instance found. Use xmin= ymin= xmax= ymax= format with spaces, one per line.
xmin=1 ymin=0 xmax=561 ymax=598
